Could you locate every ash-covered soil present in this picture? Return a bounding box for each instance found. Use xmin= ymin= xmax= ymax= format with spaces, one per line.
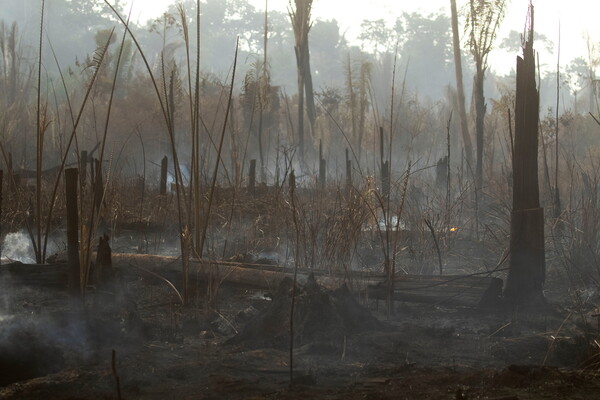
xmin=1 ymin=256 xmax=599 ymax=399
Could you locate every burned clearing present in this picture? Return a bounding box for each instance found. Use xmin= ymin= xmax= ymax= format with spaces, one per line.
xmin=1 ymin=0 xmax=600 ymax=399
xmin=1 ymin=186 xmax=599 ymax=399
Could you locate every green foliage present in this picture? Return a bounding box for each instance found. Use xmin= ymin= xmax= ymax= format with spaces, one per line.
xmin=465 ymin=0 xmax=506 ymax=70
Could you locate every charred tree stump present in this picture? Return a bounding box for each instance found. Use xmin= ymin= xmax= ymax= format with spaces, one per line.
xmin=96 ymin=233 xmax=113 ymax=285
xmin=436 ymin=156 xmax=449 ymax=190
xmin=248 ymin=159 xmax=256 ymax=195
xmin=160 ymin=155 xmax=168 ymax=195
xmin=507 ymin=208 xmax=545 ymax=302
xmin=65 ymin=168 xmax=80 ymax=296
xmin=505 ymin=13 xmax=545 ymax=306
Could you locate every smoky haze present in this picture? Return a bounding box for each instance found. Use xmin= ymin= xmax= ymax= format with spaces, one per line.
xmin=2 ymin=1 xmax=600 ymax=398
xmin=0 ymin=0 xmax=580 ymax=175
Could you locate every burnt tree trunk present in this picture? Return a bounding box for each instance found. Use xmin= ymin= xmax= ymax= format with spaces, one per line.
xmin=248 ymin=159 xmax=256 ymax=195
xmin=290 ymin=0 xmax=313 ymax=167
xmin=80 ymin=150 xmax=88 ymax=187
xmin=257 ymin=107 xmax=266 ymax=184
xmin=504 ymin=20 xmax=545 ymax=306
xmin=304 ymin=39 xmax=316 ymax=136
xmin=296 ymin=51 xmax=305 ymax=163
xmin=160 ymin=155 xmax=168 ymax=195
xmin=93 ymin=158 xmax=103 ymax=212
xmin=0 ymin=170 xmax=2 ymax=264
xmin=318 ymin=140 xmax=325 ymax=189
xmin=65 ymin=168 xmax=80 ymax=296
xmin=450 ymin=0 xmax=473 ymax=169
xmin=436 ymin=156 xmax=449 ymax=190
xmin=7 ymin=153 xmax=13 ymax=193
xmin=379 ymin=127 xmax=389 ymax=197
xmin=345 ymin=148 xmax=352 ymax=190
xmin=474 ymin=64 xmax=486 ymax=192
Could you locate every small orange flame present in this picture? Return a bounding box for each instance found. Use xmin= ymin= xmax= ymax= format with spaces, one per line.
xmin=449 ymin=226 xmax=458 ymax=232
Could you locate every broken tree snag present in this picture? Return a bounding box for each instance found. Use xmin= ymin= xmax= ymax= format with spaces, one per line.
xmin=505 ymin=6 xmax=545 ymax=306
xmin=65 ymin=168 xmax=80 ymax=295
xmin=436 ymin=156 xmax=448 ymax=190
xmin=248 ymin=159 xmax=256 ymax=195
xmin=159 ymin=155 xmax=168 ymax=195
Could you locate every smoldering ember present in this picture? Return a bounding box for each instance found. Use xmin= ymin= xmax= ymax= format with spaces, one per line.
xmin=1 ymin=0 xmax=600 ymax=399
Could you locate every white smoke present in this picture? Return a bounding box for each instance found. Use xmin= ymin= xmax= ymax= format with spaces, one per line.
xmin=1 ymin=230 xmax=60 ymax=264
xmin=2 ymin=231 xmax=36 ymax=263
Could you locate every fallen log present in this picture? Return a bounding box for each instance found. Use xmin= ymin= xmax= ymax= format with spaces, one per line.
xmin=1 ymin=254 xmax=503 ymax=308
xmin=367 ymin=275 xmax=503 ymax=308
xmin=113 ymin=255 xmax=351 ymax=292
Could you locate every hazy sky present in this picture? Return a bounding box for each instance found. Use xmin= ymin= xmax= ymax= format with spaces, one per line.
xmin=120 ymin=0 xmax=600 ymax=75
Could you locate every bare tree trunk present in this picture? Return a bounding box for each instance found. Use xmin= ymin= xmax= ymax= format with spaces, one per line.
xmin=450 ymin=0 xmax=473 ymax=169
xmin=0 ymin=170 xmax=2 ymax=264
xmin=290 ymin=0 xmax=313 ymax=166
xmin=94 ymin=158 xmax=103 ymax=213
xmin=358 ymin=61 xmax=369 ymax=165
xmin=258 ymin=0 xmax=268 ymax=182
xmin=257 ymin=107 xmax=265 ymax=181
xmin=554 ymin=25 xmax=561 ymax=220
xmin=295 ymin=49 xmax=305 ymax=163
xmin=80 ymin=150 xmax=87 ymax=187
xmin=345 ymin=148 xmax=351 ymax=189
xmin=474 ymin=65 xmax=486 ymax=190
xmin=248 ymin=159 xmax=256 ymax=195
xmin=304 ymin=39 xmax=316 ymax=135
xmin=7 ymin=153 xmax=13 ymax=193
xmin=589 ymin=69 xmax=596 ymax=114
xmin=318 ymin=139 xmax=325 ymax=189
xmin=346 ymin=55 xmax=357 ymax=157
xmin=160 ymin=155 xmax=168 ymax=195
xmin=65 ymin=168 xmax=80 ymax=296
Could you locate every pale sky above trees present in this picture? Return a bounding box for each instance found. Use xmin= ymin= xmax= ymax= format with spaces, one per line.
xmin=120 ymin=0 xmax=600 ymax=75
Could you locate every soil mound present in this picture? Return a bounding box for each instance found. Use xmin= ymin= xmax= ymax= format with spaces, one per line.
xmin=228 ymin=274 xmax=385 ymax=351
